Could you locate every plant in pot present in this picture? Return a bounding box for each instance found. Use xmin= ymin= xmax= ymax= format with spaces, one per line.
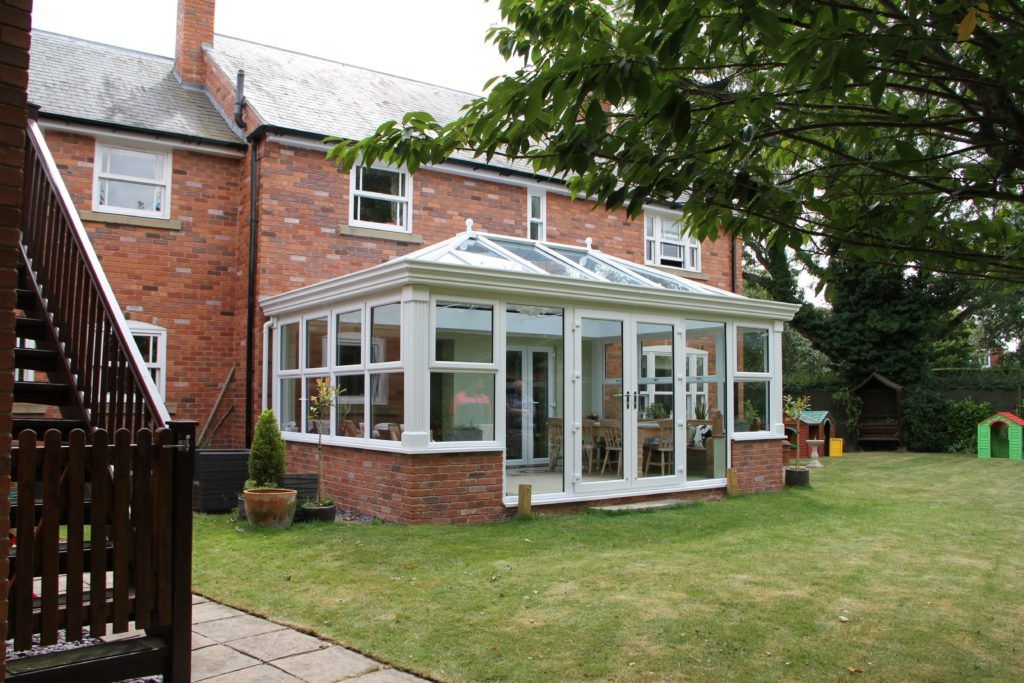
xmin=693 ymin=398 xmax=709 ymax=422
xmin=783 ymin=394 xmax=812 ymax=486
xmin=243 ymin=409 xmax=298 ymax=528
xmin=304 ymin=377 xmax=339 ymax=522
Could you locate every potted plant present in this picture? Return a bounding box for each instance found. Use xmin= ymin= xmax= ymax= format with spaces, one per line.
xmin=693 ymin=398 xmax=709 ymax=422
xmin=453 ymin=421 xmax=483 ymax=441
xmin=303 ymin=377 xmax=339 ymax=522
xmin=643 ymin=402 xmax=669 ymax=421
xmin=783 ymin=394 xmax=812 ymax=486
xmin=243 ymin=409 xmax=298 ymax=528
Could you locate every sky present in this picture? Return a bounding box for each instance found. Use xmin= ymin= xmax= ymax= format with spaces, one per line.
xmin=31 ymin=0 xmax=516 ymax=94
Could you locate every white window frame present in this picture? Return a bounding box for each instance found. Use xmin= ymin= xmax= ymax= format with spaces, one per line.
xmin=684 ymin=348 xmax=710 ymax=420
xmin=644 ymin=210 xmax=701 ymax=272
xmin=92 ymin=141 xmax=172 ymax=219
xmin=126 ymin=320 xmax=167 ymax=399
xmin=731 ymin=322 xmax=780 ymax=438
xmin=349 ymin=164 xmax=413 ymax=233
xmin=527 ymin=189 xmax=546 ymax=241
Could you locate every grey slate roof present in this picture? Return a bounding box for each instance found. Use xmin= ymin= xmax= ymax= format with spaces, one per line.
xmin=28 ymin=31 xmax=241 ymax=146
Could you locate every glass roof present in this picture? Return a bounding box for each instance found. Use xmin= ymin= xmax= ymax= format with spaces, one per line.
xmin=397 ymin=230 xmax=742 ymax=298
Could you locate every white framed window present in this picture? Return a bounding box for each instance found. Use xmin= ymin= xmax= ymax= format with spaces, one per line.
xmin=684 ymin=348 xmax=710 ymax=419
xmin=127 ymin=321 xmax=167 ymax=398
xmin=92 ymin=142 xmax=172 ymax=219
xmin=528 ymin=190 xmax=546 ymax=241
xmin=733 ymin=325 xmax=772 ymax=434
xmin=349 ymin=165 xmax=413 ymax=232
xmin=644 ymin=212 xmax=700 ymax=272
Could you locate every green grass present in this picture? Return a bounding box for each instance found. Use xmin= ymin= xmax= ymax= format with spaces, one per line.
xmin=193 ymin=453 xmax=1024 ymax=682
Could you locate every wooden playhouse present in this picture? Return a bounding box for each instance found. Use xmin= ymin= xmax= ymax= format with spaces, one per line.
xmin=977 ymin=412 xmax=1024 ymax=460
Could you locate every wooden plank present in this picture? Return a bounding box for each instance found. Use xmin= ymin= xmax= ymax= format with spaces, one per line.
xmin=40 ymin=430 xmax=62 ymax=645
xmin=14 ymin=430 xmax=38 ymax=651
xmin=168 ymin=421 xmax=196 ymax=683
xmin=517 ymin=484 xmax=532 ymax=517
xmin=5 ymin=635 xmax=168 ymax=683
xmin=133 ymin=428 xmax=154 ymax=629
xmin=65 ymin=429 xmax=86 ymax=641
xmin=112 ymin=428 xmax=132 ymax=632
xmin=154 ymin=428 xmax=173 ymax=626
xmin=89 ymin=428 xmax=109 ymax=638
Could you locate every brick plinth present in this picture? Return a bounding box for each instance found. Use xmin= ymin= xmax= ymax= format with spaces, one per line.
xmin=730 ymin=439 xmax=787 ymax=493
xmin=286 ymin=442 xmax=505 ymax=524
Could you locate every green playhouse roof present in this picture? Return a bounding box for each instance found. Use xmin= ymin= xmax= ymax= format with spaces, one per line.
xmin=799 ymin=410 xmax=832 ymax=425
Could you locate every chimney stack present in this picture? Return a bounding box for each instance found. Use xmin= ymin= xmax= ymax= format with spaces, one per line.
xmin=175 ymin=0 xmax=215 ymax=85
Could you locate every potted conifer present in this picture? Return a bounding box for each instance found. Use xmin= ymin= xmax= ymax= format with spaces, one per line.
xmin=784 ymin=394 xmax=812 ymax=486
xmin=243 ymin=409 xmax=298 ymax=528
xmin=303 ymin=378 xmax=339 ymax=522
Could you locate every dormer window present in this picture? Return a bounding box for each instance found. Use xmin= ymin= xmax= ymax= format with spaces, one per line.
xmin=644 ymin=212 xmax=700 ymax=272
xmin=92 ymin=142 xmax=172 ymax=219
xmin=350 ymin=165 xmax=412 ymax=232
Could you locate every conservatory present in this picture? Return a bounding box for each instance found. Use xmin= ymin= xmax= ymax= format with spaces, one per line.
xmin=260 ymin=225 xmax=800 ymax=520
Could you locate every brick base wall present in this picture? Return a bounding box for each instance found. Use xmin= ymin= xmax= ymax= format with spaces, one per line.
xmin=286 ymin=442 xmax=505 ymax=524
xmin=731 ymin=439 xmax=787 ymax=493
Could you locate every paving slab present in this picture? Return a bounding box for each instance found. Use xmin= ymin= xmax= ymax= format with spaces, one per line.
xmin=202 ymin=664 xmax=303 ymax=683
xmin=192 ymin=632 xmax=217 ymax=650
xmin=272 ymin=646 xmax=379 ymax=682
xmin=352 ymin=668 xmax=426 ymax=682
xmin=228 ymin=628 xmax=328 ymax=661
xmin=193 ymin=594 xmax=210 ymax=605
xmin=193 ymin=613 xmax=287 ymax=643
xmin=191 ymin=644 xmax=262 ymax=681
xmin=192 ymin=601 xmax=246 ymax=624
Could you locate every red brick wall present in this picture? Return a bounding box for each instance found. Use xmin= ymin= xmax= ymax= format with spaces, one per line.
xmin=731 ymin=439 xmax=786 ymax=493
xmin=286 ymin=441 xmax=505 ymax=524
xmin=174 ymin=0 xmax=214 ymax=85
xmin=0 ymin=0 xmax=31 ymax=675
xmin=38 ymin=129 xmax=245 ymax=446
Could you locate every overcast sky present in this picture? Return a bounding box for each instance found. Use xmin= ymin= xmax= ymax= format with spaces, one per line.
xmin=31 ymin=0 xmax=516 ymax=94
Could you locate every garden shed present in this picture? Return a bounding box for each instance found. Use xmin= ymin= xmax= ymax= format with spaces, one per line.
xmin=853 ymin=372 xmax=902 ymax=448
xmin=977 ymin=412 xmax=1024 ymax=460
xmin=259 ymin=227 xmax=800 ymax=522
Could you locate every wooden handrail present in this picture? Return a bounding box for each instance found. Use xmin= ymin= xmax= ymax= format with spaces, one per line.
xmin=20 ymin=120 xmax=170 ymax=432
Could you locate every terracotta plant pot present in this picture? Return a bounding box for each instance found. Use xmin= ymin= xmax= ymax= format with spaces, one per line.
xmin=243 ymin=488 xmax=298 ymax=529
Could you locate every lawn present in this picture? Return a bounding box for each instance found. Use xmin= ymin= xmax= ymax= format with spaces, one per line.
xmin=192 ymin=453 xmax=1024 ymax=682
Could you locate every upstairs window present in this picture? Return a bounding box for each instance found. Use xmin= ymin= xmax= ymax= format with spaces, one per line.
xmin=93 ymin=143 xmax=171 ymax=219
xmin=644 ymin=213 xmax=700 ymax=272
xmin=528 ymin=190 xmax=546 ymax=240
xmin=350 ymin=165 xmax=412 ymax=232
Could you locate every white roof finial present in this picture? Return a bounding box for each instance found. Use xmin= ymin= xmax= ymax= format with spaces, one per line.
xmin=585 ymin=236 xmax=593 ymax=250
xmin=465 ymin=218 xmax=474 ymax=232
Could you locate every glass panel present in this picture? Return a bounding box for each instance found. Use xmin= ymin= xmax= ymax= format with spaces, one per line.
xmin=359 ymin=166 xmax=404 ymax=196
xmin=529 ymin=222 xmax=542 ymax=240
xmin=530 ymin=194 xmax=542 ymax=219
xmin=622 ymin=263 xmax=696 ymax=292
xmin=453 ymin=238 xmax=534 ymax=272
xmin=279 ymin=377 xmax=301 ymax=433
xmin=550 ymin=248 xmax=649 ymax=285
xmin=369 ymin=372 xmax=404 ymax=440
xmin=305 ymin=317 xmax=328 ymax=369
xmin=505 ymin=305 xmax=564 ymax=496
xmin=304 ymin=376 xmax=330 ymax=435
xmin=104 ymin=147 xmax=163 ymax=180
xmin=336 ymin=310 xmax=361 ymax=366
xmin=430 ymin=372 xmax=495 ymax=442
xmin=489 ymin=239 xmax=595 ymax=280
xmin=686 ymin=320 xmax=727 ymax=480
xmin=435 ymin=301 xmax=493 ymax=363
xmin=133 ymin=335 xmax=152 ymax=362
xmin=280 ymin=323 xmax=299 ymax=371
xmin=371 ymin=303 xmax=401 ymax=363
xmin=739 ymin=327 xmax=769 ymax=373
xmin=638 ymin=322 xmax=675 ymax=479
xmin=335 ymin=374 xmax=365 ymax=437
xmin=99 ymin=179 xmax=164 ymax=212
xmin=357 ymin=196 xmax=404 ymax=226
xmin=735 ymin=380 xmax=770 ymax=433
xmin=581 ymin=317 xmax=624 ymax=483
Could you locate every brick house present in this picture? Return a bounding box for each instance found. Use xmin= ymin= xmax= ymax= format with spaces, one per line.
xmin=24 ymin=0 xmax=798 ymax=523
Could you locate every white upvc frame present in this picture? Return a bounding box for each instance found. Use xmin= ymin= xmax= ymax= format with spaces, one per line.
xmin=730 ymin=320 xmax=785 ymax=440
xmin=349 ymin=163 xmax=413 ymax=233
xmin=91 ymin=140 xmax=173 ymax=220
xmin=644 ymin=209 xmax=701 ymax=272
xmin=126 ymin=320 xmax=167 ymax=399
xmin=527 ymin=189 xmax=546 ymax=241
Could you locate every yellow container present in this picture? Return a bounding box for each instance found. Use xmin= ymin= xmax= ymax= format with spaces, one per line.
xmin=830 ymin=437 xmax=844 ymax=457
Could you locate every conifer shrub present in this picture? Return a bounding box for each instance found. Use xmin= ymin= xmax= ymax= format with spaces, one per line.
xmin=248 ymin=409 xmax=286 ymax=488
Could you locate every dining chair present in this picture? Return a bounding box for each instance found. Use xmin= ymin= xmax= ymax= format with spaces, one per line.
xmin=582 ymin=422 xmax=598 ymax=473
xmin=600 ymin=425 xmax=623 ymax=477
xmin=546 ymin=418 xmax=564 ymax=471
xmin=645 ymin=425 xmax=674 ymax=476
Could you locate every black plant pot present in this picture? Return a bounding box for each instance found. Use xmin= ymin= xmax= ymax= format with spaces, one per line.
xmin=785 ymin=466 xmax=810 ymax=487
xmin=302 ymin=504 xmax=337 ymax=522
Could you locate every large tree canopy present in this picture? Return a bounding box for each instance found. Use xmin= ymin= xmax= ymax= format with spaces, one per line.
xmin=330 ymin=0 xmax=1024 ymax=282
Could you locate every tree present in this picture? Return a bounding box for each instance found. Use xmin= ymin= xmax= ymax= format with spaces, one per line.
xmin=330 ymin=0 xmax=1024 ymax=282
xmin=249 ymin=409 xmax=286 ymax=488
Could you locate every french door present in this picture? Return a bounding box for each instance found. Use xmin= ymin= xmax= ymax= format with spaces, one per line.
xmin=505 ymin=347 xmax=555 ymax=466
xmin=574 ymin=309 xmax=683 ymax=494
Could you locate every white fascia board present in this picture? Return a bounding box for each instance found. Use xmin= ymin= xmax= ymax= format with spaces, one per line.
xmin=259 ymin=260 xmax=411 ymax=316
xmin=39 ymin=120 xmax=246 ymax=158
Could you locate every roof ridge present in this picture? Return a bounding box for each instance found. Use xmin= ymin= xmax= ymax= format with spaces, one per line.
xmin=31 ymin=28 xmax=174 ymax=63
xmin=212 ymin=33 xmax=484 ymax=98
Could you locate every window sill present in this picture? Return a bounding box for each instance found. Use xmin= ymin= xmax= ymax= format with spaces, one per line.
xmin=732 ymin=432 xmax=788 ymax=441
xmin=650 ymin=264 xmax=709 ymax=281
xmin=81 ymin=210 xmax=182 ymax=231
xmin=282 ymin=431 xmax=502 ymax=454
xmin=339 ymin=225 xmax=423 ymax=243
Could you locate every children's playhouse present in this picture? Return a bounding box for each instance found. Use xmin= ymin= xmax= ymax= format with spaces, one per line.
xmin=977 ymin=412 xmax=1024 ymax=460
